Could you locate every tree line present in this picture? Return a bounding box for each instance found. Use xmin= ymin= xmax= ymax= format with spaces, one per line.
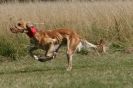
xmin=0 ymin=0 xmax=132 ymax=3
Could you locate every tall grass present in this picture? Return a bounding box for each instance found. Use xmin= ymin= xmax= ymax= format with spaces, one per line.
xmin=0 ymin=1 xmax=133 ymax=58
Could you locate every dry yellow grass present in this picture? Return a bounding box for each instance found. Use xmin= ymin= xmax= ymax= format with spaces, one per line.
xmin=0 ymin=1 xmax=133 ymax=53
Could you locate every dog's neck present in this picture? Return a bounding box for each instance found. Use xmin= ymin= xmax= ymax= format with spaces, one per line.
xmin=26 ymin=26 xmax=37 ymax=38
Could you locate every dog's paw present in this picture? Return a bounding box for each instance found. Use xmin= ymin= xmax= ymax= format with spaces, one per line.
xmin=33 ymin=55 xmax=39 ymax=60
xmin=66 ymin=67 xmax=72 ymax=71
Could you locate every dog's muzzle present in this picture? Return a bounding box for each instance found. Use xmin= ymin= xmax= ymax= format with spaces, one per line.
xmin=10 ymin=27 xmax=24 ymax=33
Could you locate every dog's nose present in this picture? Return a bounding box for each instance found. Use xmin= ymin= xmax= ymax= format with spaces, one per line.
xmin=10 ymin=27 xmax=16 ymax=33
xmin=10 ymin=27 xmax=13 ymax=31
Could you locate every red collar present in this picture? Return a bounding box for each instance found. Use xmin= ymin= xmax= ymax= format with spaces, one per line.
xmin=26 ymin=26 xmax=37 ymax=38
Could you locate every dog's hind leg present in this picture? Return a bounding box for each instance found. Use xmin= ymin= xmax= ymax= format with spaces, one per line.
xmin=45 ymin=43 xmax=56 ymax=58
xmin=37 ymin=44 xmax=57 ymax=62
xmin=53 ymin=44 xmax=62 ymax=58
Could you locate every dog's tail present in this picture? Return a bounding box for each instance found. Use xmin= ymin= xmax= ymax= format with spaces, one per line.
xmin=76 ymin=39 xmax=97 ymax=52
xmin=76 ymin=39 xmax=106 ymax=54
xmin=81 ymin=39 xmax=97 ymax=49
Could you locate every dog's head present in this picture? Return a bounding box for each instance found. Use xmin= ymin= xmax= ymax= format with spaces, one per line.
xmin=10 ymin=19 xmax=33 ymax=33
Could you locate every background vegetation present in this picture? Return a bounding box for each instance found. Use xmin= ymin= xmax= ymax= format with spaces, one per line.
xmin=0 ymin=1 xmax=133 ymax=88
xmin=1 ymin=1 xmax=133 ymax=58
xmin=0 ymin=0 xmax=133 ymax=3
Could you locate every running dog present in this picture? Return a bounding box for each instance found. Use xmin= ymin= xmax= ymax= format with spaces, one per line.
xmin=10 ymin=19 xmax=106 ymax=71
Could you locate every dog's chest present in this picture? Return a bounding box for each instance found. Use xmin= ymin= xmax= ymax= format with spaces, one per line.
xmin=30 ymin=38 xmax=49 ymax=50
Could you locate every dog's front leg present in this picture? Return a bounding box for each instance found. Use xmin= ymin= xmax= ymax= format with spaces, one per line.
xmin=28 ymin=46 xmax=39 ymax=60
xmin=28 ymin=46 xmax=53 ymax=61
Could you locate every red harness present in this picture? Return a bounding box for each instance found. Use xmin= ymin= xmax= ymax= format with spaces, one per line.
xmin=26 ymin=26 xmax=37 ymax=38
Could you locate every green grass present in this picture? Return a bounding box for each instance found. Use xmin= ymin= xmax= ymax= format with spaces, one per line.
xmin=0 ymin=36 xmax=28 ymax=60
xmin=0 ymin=52 xmax=133 ymax=88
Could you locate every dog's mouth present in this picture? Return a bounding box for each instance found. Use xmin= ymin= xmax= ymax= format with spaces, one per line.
xmin=10 ymin=27 xmax=24 ymax=33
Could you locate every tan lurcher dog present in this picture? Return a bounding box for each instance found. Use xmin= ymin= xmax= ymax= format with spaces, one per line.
xmin=10 ymin=19 xmax=106 ymax=71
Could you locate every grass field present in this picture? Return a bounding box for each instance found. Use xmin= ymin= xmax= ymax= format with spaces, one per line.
xmin=1 ymin=52 xmax=133 ymax=88
xmin=1 ymin=1 xmax=133 ymax=88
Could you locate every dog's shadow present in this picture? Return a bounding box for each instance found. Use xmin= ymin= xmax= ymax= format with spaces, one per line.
xmin=0 ymin=67 xmax=65 ymax=75
xmin=38 ymin=56 xmax=53 ymax=62
xmin=0 ymin=65 xmax=92 ymax=75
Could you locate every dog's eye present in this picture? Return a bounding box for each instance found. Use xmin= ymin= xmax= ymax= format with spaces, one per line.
xmin=17 ymin=23 xmax=21 ymax=26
